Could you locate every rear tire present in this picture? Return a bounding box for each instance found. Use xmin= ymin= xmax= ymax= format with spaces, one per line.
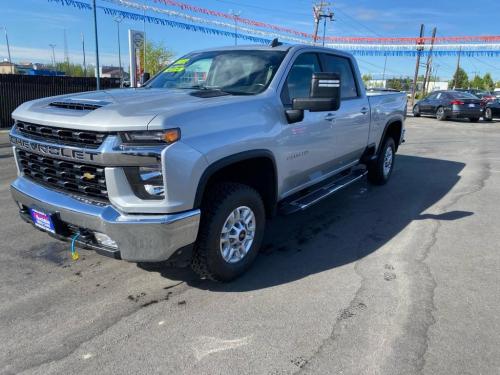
xmin=436 ymin=106 xmax=446 ymax=121
xmin=413 ymin=105 xmax=421 ymax=117
xmin=368 ymin=137 xmax=396 ymax=185
xmin=191 ymin=183 xmax=265 ymax=282
xmin=469 ymin=117 xmax=480 ymax=123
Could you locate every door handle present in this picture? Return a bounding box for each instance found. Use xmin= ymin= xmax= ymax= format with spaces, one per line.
xmin=324 ymin=113 xmax=336 ymax=121
xmin=361 ymin=107 xmax=369 ymax=115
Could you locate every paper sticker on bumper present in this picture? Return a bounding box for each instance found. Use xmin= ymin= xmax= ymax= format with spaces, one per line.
xmin=30 ymin=208 xmax=55 ymax=234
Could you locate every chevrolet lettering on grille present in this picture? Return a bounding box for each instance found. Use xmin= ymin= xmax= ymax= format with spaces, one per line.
xmin=10 ymin=135 xmax=99 ymax=162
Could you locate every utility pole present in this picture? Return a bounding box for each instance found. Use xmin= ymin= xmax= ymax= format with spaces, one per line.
xmin=410 ymin=24 xmax=425 ymax=109
xmin=230 ymin=10 xmax=241 ymax=46
xmin=81 ymin=32 xmax=87 ymax=77
xmin=0 ymin=27 xmax=13 ymax=73
xmin=422 ymin=27 xmax=437 ymax=95
xmin=312 ymin=2 xmax=333 ymax=46
xmin=92 ymin=0 xmax=101 ymax=90
xmin=114 ymin=15 xmax=124 ymax=87
xmin=49 ymin=44 xmax=56 ymax=73
xmin=312 ymin=2 xmax=331 ymax=45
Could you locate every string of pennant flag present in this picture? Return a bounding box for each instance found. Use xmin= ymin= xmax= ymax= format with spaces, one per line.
xmin=47 ymin=0 xmax=500 ymax=56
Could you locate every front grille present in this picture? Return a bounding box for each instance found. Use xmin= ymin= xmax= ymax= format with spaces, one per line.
xmin=17 ymin=150 xmax=108 ymax=200
xmin=15 ymin=121 xmax=108 ymax=149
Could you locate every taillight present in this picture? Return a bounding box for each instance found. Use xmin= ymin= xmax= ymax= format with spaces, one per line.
xmin=450 ymin=100 xmax=464 ymax=105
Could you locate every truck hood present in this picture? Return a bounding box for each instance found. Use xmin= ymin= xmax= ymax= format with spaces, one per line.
xmin=12 ymin=88 xmax=244 ymax=132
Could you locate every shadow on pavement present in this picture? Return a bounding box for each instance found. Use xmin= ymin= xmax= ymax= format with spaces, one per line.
xmin=139 ymin=155 xmax=467 ymax=291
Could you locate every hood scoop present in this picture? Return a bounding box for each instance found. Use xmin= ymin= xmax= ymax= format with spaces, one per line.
xmin=189 ymin=89 xmax=231 ymax=98
xmin=49 ymin=100 xmax=110 ymax=111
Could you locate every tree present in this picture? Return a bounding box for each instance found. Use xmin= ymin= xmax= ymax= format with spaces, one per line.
xmin=386 ymin=78 xmax=403 ymax=91
xmin=483 ymin=73 xmax=494 ymax=91
xmin=450 ymin=68 xmax=468 ymax=89
xmin=362 ymin=73 xmax=372 ymax=86
xmin=470 ymin=75 xmax=484 ymax=89
xmin=141 ymin=41 xmax=174 ymax=76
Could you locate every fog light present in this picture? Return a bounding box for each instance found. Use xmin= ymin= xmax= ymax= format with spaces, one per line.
xmin=94 ymin=232 xmax=118 ymax=249
xmin=139 ymin=166 xmax=164 ymax=197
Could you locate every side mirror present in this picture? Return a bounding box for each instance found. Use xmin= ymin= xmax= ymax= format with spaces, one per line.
xmin=293 ymin=72 xmax=341 ymax=112
xmin=140 ymin=72 xmax=151 ymax=85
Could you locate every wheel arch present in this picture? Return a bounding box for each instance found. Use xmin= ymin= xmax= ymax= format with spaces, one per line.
xmin=379 ymin=119 xmax=403 ymax=152
xmin=194 ymin=150 xmax=278 ymax=217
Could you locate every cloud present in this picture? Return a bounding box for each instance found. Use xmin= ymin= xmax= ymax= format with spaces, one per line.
xmin=2 ymin=9 xmax=80 ymax=29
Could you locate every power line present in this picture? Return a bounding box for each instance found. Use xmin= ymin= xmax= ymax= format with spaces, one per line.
xmin=472 ymin=56 xmax=500 ymax=71
xmin=334 ymin=8 xmax=383 ymax=37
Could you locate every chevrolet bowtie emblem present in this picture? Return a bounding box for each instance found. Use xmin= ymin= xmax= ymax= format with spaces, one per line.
xmin=83 ymin=172 xmax=96 ymax=180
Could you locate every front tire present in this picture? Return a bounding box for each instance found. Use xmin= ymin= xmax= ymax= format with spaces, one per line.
xmin=436 ymin=106 xmax=446 ymax=121
xmin=483 ymin=108 xmax=493 ymax=121
xmin=191 ymin=183 xmax=265 ymax=282
xmin=413 ymin=105 xmax=421 ymax=117
xmin=368 ymin=137 xmax=396 ymax=185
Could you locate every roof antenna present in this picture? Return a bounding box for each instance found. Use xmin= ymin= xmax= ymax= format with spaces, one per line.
xmin=270 ymin=38 xmax=282 ymax=47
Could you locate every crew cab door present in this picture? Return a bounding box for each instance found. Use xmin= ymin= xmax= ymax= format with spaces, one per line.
xmin=319 ymin=53 xmax=370 ymax=167
xmin=278 ymin=52 xmax=340 ymax=196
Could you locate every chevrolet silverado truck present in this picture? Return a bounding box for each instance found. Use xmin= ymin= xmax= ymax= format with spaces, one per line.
xmin=9 ymin=43 xmax=406 ymax=281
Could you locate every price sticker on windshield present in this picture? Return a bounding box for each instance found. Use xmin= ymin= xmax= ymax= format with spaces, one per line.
xmin=165 ymin=58 xmax=189 ymax=73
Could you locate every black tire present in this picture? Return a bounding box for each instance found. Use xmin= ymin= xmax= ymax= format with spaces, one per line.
xmin=413 ymin=105 xmax=421 ymax=117
xmin=483 ymin=108 xmax=493 ymax=121
xmin=469 ymin=117 xmax=480 ymax=123
xmin=191 ymin=182 xmax=265 ymax=282
xmin=368 ymin=137 xmax=396 ymax=185
xmin=436 ymin=106 xmax=446 ymax=121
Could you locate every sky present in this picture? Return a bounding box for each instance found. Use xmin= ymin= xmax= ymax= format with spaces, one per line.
xmin=1 ymin=0 xmax=499 ymax=81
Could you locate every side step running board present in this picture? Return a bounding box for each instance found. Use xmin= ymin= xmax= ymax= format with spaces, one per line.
xmin=279 ymin=169 xmax=367 ymax=215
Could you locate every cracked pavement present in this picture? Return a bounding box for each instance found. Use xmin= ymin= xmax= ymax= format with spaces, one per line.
xmin=1 ymin=116 xmax=499 ymax=375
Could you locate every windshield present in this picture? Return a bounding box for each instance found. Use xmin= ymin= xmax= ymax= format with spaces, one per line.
xmin=451 ymin=92 xmax=479 ymax=99
xmin=146 ymin=50 xmax=286 ymax=95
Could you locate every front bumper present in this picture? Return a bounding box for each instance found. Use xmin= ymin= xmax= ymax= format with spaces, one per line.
xmin=11 ymin=177 xmax=200 ymax=262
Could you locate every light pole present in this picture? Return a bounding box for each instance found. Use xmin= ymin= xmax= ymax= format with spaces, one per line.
xmin=92 ymin=0 xmax=101 ymax=90
xmin=81 ymin=32 xmax=87 ymax=77
xmin=0 ymin=26 xmax=13 ymax=73
xmin=49 ymin=44 xmax=56 ymax=74
xmin=114 ymin=15 xmax=124 ymax=87
xmin=229 ymin=10 xmax=241 ymax=46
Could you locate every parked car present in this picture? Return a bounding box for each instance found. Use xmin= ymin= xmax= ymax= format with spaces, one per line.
xmin=483 ymin=99 xmax=500 ymax=121
xmin=9 ymin=44 xmax=407 ymax=281
xmin=413 ymin=90 xmax=483 ymax=122
xmin=455 ymin=89 xmax=496 ymax=104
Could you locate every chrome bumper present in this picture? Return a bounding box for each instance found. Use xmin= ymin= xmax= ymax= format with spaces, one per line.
xmin=11 ymin=177 xmax=200 ymax=262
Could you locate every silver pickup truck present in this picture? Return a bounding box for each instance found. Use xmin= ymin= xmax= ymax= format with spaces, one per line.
xmin=9 ymin=43 xmax=406 ymax=281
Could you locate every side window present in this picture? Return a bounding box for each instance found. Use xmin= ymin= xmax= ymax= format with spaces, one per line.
xmin=321 ymin=54 xmax=359 ymax=99
xmin=435 ymin=93 xmax=442 ymax=99
xmin=281 ymin=53 xmax=321 ymax=106
xmin=426 ymin=93 xmax=438 ymax=100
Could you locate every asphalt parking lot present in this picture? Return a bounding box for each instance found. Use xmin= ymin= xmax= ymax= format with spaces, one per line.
xmin=1 ymin=116 xmax=499 ymax=375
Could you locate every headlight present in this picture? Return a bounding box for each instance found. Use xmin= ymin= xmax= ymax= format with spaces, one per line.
xmin=120 ymin=129 xmax=180 ymax=145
